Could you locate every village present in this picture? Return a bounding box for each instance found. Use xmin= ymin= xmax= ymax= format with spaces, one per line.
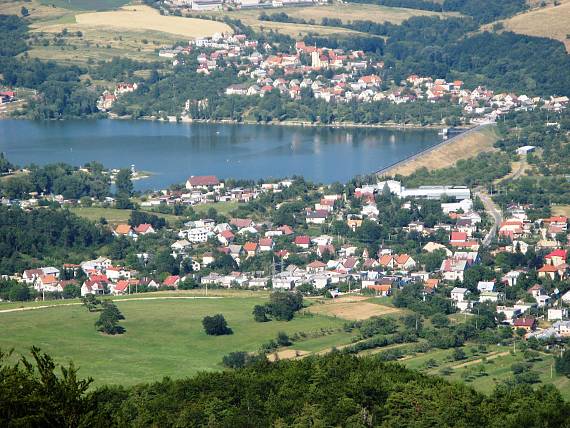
xmin=98 ymin=32 xmax=569 ymax=123
xmin=6 ymin=167 xmax=570 ymax=343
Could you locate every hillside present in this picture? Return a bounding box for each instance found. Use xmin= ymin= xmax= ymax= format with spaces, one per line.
xmin=487 ymin=1 xmax=570 ymax=52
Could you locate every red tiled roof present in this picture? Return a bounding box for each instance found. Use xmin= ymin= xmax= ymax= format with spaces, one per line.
xmin=187 ymin=175 xmax=219 ymax=186
xmin=294 ymin=235 xmax=311 ymax=245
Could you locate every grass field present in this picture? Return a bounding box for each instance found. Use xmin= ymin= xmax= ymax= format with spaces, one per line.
xmin=402 ymin=344 xmax=570 ymax=400
xmin=192 ymin=201 xmax=240 ymax=217
xmin=69 ymin=206 xmax=182 ymax=225
xmin=381 ymin=124 xmax=500 ymax=177
xmin=0 ymin=295 xmax=348 ymax=385
xmin=489 ymin=1 xmax=570 ymax=52
xmin=38 ymin=0 xmax=130 ymax=11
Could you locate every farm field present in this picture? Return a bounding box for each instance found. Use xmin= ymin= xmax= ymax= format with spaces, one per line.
xmin=0 ymin=295 xmax=348 ymax=386
xmin=552 ymin=205 xmax=570 ymax=217
xmin=490 ymin=1 xmax=570 ymax=52
xmin=381 ymin=124 xmax=500 ymax=177
xmin=1 ymin=2 xmax=230 ymax=63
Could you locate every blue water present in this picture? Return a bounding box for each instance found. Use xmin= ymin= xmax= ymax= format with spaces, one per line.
xmin=0 ymin=119 xmax=441 ymax=190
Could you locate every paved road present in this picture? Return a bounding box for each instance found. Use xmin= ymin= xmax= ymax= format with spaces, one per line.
xmin=476 ymin=188 xmax=503 ymax=247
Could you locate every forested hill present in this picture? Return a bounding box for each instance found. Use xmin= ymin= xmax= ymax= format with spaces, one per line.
xmin=3 ymin=350 xmax=570 ymax=427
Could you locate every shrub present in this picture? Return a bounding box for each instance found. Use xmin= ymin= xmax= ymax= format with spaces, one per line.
xmin=202 ymin=314 xmax=233 ymax=336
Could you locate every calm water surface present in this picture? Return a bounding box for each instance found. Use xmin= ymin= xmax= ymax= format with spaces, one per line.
xmin=0 ymin=119 xmax=441 ymax=190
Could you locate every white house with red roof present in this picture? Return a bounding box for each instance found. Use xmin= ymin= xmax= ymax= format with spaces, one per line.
xmin=134 ymin=223 xmax=155 ymax=235
xmin=294 ymin=235 xmax=311 ymax=249
xmin=81 ymin=280 xmax=106 ymax=297
xmin=545 ymin=249 xmax=567 ymax=266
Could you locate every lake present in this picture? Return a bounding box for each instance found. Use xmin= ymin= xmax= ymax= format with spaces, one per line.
xmin=0 ymin=119 xmax=441 ymax=190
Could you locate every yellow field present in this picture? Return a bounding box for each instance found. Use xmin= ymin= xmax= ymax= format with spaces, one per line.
xmin=381 ymin=125 xmax=500 ymax=177
xmin=3 ymin=2 xmax=231 ymax=63
xmin=200 ymin=4 xmax=457 ymax=37
xmin=74 ymin=5 xmax=230 ymax=39
xmin=552 ymin=205 xmax=570 ymax=217
xmin=490 ymin=1 xmax=570 ymax=51
xmin=307 ymin=298 xmax=403 ymax=320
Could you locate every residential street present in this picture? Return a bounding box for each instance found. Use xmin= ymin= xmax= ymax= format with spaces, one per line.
xmin=476 ymin=188 xmax=503 ymax=247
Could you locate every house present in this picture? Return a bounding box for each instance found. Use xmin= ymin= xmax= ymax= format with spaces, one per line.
xmin=379 ymin=255 xmax=396 ymax=269
xmin=294 ymin=235 xmax=311 ymax=249
xmin=105 ymin=266 xmax=130 ymax=282
xmin=537 ymin=264 xmax=561 ymax=280
xmin=230 ymin=218 xmax=254 ymax=229
xmin=134 ymin=223 xmax=155 ymax=235
xmin=187 ymin=227 xmax=213 ymax=243
xmin=307 ymin=260 xmax=327 ymax=273
xmin=423 ymin=242 xmax=452 ymax=256
xmin=527 ymin=284 xmax=546 ymax=298
xmin=441 ymin=258 xmax=468 ymax=281
xmin=114 ymin=224 xmax=137 ymax=238
xmin=81 ymin=280 xmax=106 ymax=297
xmin=513 ymin=317 xmax=537 ymax=332
xmin=394 ymin=254 xmax=416 ymax=271
xmin=496 ymin=306 xmax=521 ymax=324
xmin=450 ymin=231 xmax=468 ymax=243
xmin=479 ymin=291 xmax=503 ymax=303
xmin=185 ymin=175 xmax=221 ymax=189
xmin=202 ymin=252 xmax=215 ymax=266
xmin=258 ymin=238 xmax=274 ymax=252
xmin=111 ymin=280 xmax=131 ymax=295
xmin=171 ymin=239 xmax=191 ymax=257
xmin=217 ymin=230 xmax=235 ymax=246
xmin=163 ymin=275 xmax=180 ymax=288
xmin=22 ymin=268 xmax=45 ymax=284
xmin=477 ymin=281 xmax=495 ymax=293
xmin=545 ymin=249 xmax=567 ymax=266
xmin=317 ymin=244 xmax=335 ymax=258
xmin=451 ymin=287 xmax=469 ymax=302
xmin=243 ymin=242 xmax=259 ymax=257
xmin=367 ymin=284 xmax=392 ymax=296
xmin=305 ymin=209 xmax=328 ymax=224
xmin=548 ymin=308 xmax=568 ymax=321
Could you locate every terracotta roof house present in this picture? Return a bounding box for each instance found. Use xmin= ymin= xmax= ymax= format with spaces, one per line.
xmin=243 ymin=242 xmax=259 ymax=257
xmin=134 ymin=223 xmax=155 ymax=235
xmin=114 ymin=224 xmax=136 ymax=237
xmin=163 ymin=275 xmax=181 ymax=288
xmin=185 ymin=175 xmax=220 ymax=189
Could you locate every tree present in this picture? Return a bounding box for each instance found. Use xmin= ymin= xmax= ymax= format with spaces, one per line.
xmin=95 ymin=301 xmax=125 ymax=335
xmin=276 ymin=331 xmax=291 ymax=346
xmin=81 ymin=294 xmax=101 ymax=312
xmin=115 ymin=168 xmax=133 ymax=197
xmin=266 ymin=291 xmax=303 ymax=321
xmin=555 ymin=349 xmax=570 ymax=377
xmin=253 ymin=304 xmax=269 ymax=322
xmin=431 ymin=313 xmax=450 ymax=328
xmin=8 ymin=283 xmax=31 ymax=301
xmin=202 ymin=314 xmax=233 ymax=336
xmin=452 ymin=348 xmax=466 ymax=361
